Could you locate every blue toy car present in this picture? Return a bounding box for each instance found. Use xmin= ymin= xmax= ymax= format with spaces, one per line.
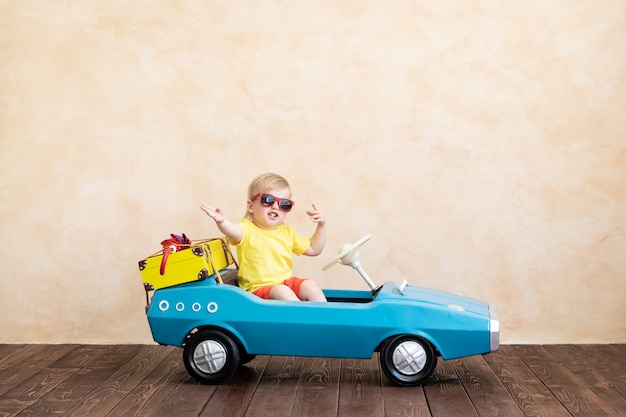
xmin=144 ymin=235 xmax=499 ymax=386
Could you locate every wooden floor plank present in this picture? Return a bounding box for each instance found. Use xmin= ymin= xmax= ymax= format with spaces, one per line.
xmin=0 ymin=344 xmax=30 ymax=372
xmin=243 ymin=355 xmax=305 ymax=417
xmin=424 ymin=358 xmax=479 ymax=417
xmin=0 ymin=344 xmax=623 ymax=417
xmin=0 ymin=365 xmax=80 ymax=417
xmin=579 ymin=344 xmax=626 ymax=380
xmin=483 ymin=345 xmax=572 ymax=417
xmin=513 ymin=345 xmax=622 ymax=417
xmin=381 ymin=379 xmax=431 ymax=417
xmin=198 ymin=355 xmax=270 ymax=417
xmin=291 ymin=357 xmax=341 ymax=417
xmin=337 ymin=357 xmax=384 ymax=417
xmin=451 ymin=354 xmax=526 ymax=417
xmin=103 ymin=346 xmax=187 ymax=417
xmin=148 ymin=378 xmax=216 ymax=417
xmin=61 ymin=345 xmax=170 ymax=417
xmin=0 ymin=344 xmax=78 ymax=398
xmin=543 ymin=345 xmax=626 ymax=416
xmin=15 ymin=345 xmax=145 ymax=417
xmin=0 ymin=344 xmax=13 ymax=362
xmin=50 ymin=344 xmax=126 ymax=369
xmin=612 ymin=344 xmax=626 ymax=357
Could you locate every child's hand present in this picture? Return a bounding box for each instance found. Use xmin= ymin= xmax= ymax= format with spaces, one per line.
xmin=200 ymin=204 xmax=243 ymax=243
xmin=200 ymin=205 xmax=225 ymax=224
xmin=306 ymin=204 xmax=326 ymax=225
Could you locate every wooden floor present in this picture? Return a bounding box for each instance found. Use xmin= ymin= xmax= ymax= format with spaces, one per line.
xmin=0 ymin=344 xmax=624 ymax=417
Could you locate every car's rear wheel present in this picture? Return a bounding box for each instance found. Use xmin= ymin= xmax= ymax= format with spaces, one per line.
xmin=183 ymin=329 xmax=241 ymax=384
xmin=379 ymin=335 xmax=437 ymax=386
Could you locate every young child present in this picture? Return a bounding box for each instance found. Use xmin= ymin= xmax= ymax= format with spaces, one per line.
xmin=200 ymin=173 xmax=327 ymax=302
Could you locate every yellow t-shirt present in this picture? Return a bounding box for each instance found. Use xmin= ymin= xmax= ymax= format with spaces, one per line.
xmin=234 ymin=219 xmax=311 ymax=293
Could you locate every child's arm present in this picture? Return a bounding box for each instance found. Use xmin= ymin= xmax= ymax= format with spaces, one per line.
xmin=304 ymin=203 xmax=326 ymax=256
xmin=200 ymin=205 xmax=243 ymax=244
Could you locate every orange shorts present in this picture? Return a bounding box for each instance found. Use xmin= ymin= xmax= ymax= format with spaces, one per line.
xmin=252 ymin=277 xmax=308 ymax=300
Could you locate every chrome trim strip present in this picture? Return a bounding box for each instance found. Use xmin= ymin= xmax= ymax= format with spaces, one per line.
xmin=489 ymin=304 xmax=500 ymax=352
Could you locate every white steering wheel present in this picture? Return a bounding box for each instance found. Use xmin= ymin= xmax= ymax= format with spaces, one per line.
xmin=322 ymin=234 xmax=372 ymax=271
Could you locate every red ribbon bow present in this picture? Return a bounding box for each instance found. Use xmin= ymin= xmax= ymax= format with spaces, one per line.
xmin=159 ymin=233 xmax=191 ymax=275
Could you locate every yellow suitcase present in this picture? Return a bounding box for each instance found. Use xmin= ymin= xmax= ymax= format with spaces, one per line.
xmin=138 ymin=238 xmax=235 ymax=293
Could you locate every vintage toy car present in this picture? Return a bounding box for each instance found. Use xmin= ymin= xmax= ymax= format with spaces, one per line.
xmin=142 ymin=235 xmax=499 ymax=386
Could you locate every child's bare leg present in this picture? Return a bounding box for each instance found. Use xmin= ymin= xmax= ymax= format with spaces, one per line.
xmin=299 ymin=280 xmax=327 ymax=302
xmin=269 ymin=284 xmax=299 ymax=300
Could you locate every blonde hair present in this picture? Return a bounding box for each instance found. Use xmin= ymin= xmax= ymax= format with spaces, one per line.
xmin=244 ymin=173 xmax=292 ymax=220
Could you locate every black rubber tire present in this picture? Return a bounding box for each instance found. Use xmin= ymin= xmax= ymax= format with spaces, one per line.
xmin=379 ymin=335 xmax=437 ymax=386
xmin=183 ymin=329 xmax=241 ymax=384
xmin=240 ymin=353 xmax=257 ymax=365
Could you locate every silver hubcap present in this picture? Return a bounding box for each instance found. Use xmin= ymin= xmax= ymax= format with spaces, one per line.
xmin=392 ymin=340 xmax=427 ymax=376
xmin=193 ymin=340 xmax=227 ymax=374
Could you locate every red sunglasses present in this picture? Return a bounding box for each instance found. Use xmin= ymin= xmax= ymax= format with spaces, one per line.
xmin=251 ymin=193 xmax=294 ymax=212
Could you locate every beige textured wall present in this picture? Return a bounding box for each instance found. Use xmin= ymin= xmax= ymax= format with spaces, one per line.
xmin=1 ymin=1 xmax=624 ymax=344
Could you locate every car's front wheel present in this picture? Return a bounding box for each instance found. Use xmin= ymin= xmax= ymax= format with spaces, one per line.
xmin=183 ymin=329 xmax=241 ymax=384
xmin=379 ymin=335 xmax=437 ymax=386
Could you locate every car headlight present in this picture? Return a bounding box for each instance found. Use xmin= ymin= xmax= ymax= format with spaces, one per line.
xmin=489 ymin=304 xmax=500 ymax=352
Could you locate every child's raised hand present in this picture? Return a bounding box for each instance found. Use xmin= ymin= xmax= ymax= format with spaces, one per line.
xmin=306 ymin=203 xmax=326 ymax=225
xmin=200 ymin=204 xmax=225 ymax=224
xmin=200 ymin=204 xmax=242 ymax=243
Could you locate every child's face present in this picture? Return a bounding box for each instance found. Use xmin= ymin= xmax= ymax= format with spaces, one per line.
xmin=247 ymin=187 xmax=293 ymax=229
